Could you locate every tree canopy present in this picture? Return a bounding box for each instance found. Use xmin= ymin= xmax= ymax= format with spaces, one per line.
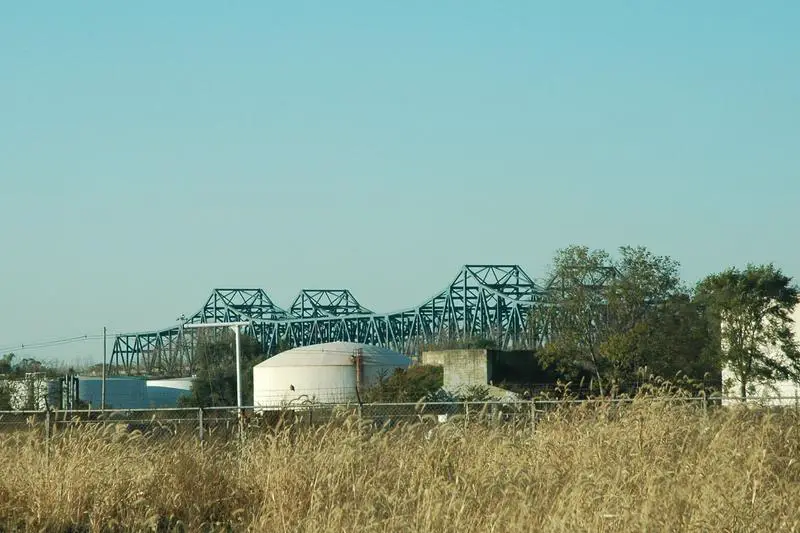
xmin=696 ymin=263 xmax=799 ymax=399
xmin=179 ymin=330 xmax=266 ymax=408
xmin=0 ymin=353 xmax=62 ymax=379
xmin=537 ymin=245 xmax=719 ymax=395
xmin=362 ymin=365 xmax=443 ymax=403
xmin=0 ymin=353 xmax=14 ymax=375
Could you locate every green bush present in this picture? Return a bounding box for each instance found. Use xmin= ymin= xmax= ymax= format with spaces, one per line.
xmin=363 ymin=365 xmax=443 ymax=403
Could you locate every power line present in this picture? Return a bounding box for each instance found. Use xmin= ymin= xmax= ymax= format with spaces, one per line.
xmin=0 ymin=334 xmax=109 ymax=354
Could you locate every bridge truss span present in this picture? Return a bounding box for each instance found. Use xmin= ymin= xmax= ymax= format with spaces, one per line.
xmin=110 ymin=264 xmax=559 ymax=376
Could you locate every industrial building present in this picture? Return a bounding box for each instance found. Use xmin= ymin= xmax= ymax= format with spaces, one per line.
xmin=0 ymin=372 xmax=80 ymax=411
xmin=77 ymin=376 xmax=193 ymax=409
xmin=0 ymin=372 xmax=193 ymax=411
xmin=1 ymin=374 xmax=60 ymax=410
xmin=253 ymin=341 xmax=411 ymax=409
xmin=422 ymin=348 xmax=554 ymax=399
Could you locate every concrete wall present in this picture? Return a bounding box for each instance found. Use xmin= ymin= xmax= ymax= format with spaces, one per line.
xmin=422 ymin=349 xmax=490 ymax=393
xmin=422 ymin=348 xmax=549 ymax=394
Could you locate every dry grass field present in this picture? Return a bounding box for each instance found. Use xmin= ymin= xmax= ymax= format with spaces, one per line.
xmin=1 ymin=398 xmax=799 ymax=532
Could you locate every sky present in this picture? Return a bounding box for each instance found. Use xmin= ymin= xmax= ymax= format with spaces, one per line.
xmin=1 ymin=1 xmax=799 ymax=365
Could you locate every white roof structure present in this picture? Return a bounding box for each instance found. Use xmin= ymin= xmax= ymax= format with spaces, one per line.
xmin=253 ymin=341 xmax=410 ymax=368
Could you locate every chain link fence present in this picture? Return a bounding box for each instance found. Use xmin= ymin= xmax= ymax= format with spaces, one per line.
xmin=1 ymin=394 xmax=799 ymax=444
xmin=0 ymin=409 xmax=47 ymax=435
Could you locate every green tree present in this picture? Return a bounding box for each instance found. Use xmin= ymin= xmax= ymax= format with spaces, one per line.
xmin=696 ymin=263 xmax=800 ymax=399
xmin=536 ymin=245 xmax=612 ymax=393
xmin=0 ymin=353 xmax=14 ymax=375
xmin=181 ymin=330 xmax=265 ymax=407
xmin=363 ymin=365 xmax=443 ymax=402
xmin=270 ymin=337 xmax=295 ymax=356
xmin=538 ymin=245 xmax=686 ymax=395
xmin=0 ymin=354 xmax=61 ymax=379
xmin=602 ymin=293 xmax=720 ymax=391
xmin=0 ymin=371 xmax=10 ymax=409
xmin=15 ymin=357 xmax=44 ymax=375
xmin=602 ymin=246 xmax=686 ymax=385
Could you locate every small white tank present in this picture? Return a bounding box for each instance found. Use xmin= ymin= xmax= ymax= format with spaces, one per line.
xmin=146 ymin=378 xmax=194 ymax=407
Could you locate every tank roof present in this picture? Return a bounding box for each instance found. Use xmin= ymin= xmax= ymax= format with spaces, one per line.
xmin=254 ymin=341 xmax=410 ymax=368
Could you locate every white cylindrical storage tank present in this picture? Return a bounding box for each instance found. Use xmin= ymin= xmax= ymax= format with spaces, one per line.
xmin=253 ymin=341 xmax=411 ymax=409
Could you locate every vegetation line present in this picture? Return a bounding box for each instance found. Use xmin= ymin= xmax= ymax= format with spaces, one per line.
xmin=1 ymin=394 xmax=798 ymax=531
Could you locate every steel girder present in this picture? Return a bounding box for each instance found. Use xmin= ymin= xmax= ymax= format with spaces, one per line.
xmin=109 ymin=265 xmax=577 ymax=376
xmin=289 ymin=289 xmax=372 ymax=318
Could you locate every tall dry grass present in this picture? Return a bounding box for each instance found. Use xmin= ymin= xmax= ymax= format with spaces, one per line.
xmin=1 ymin=399 xmax=799 ymax=532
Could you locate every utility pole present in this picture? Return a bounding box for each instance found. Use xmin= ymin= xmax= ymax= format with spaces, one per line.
xmin=101 ymin=326 xmax=107 ymax=410
xmin=233 ymin=325 xmax=243 ymax=410
xmin=182 ymin=321 xmax=251 ymax=417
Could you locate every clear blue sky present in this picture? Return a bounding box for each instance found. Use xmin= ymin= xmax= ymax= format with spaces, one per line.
xmin=1 ymin=1 xmax=798 ymax=365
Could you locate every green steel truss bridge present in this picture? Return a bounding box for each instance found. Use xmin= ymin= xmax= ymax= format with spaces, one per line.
xmin=110 ymin=264 xmax=616 ymax=376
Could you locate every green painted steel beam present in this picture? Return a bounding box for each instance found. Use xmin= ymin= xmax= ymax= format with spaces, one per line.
xmin=109 ymin=264 xmax=611 ymax=376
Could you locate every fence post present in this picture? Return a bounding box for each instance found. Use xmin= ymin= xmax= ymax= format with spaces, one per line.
xmin=198 ymin=407 xmax=204 ymax=444
xmin=45 ymin=407 xmax=51 ymax=461
xmin=238 ymin=410 xmax=243 ymax=447
xmin=464 ymin=402 xmax=468 ymax=431
xmin=702 ymin=392 xmax=708 ymax=418
xmin=530 ymin=400 xmax=536 ymax=435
